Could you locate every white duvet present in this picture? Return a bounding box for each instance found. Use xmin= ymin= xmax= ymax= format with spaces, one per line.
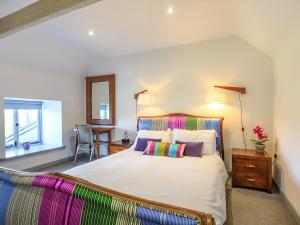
xmin=65 ymin=148 xmax=228 ymax=225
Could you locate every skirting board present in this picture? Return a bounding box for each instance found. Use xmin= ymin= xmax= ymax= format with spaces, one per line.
xmin=280 ymin=190 xmax=300 ymax=224
xmin=25 ymin=153 xmax=101 ymax=172
xmin=25 ymin=156 xmax=73 ymax=172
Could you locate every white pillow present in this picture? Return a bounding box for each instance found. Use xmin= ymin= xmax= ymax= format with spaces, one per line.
xmin=172 ymin=129 xmax=217 ymax=155
xmin=133 ymin=129 xmax=172 ymax=148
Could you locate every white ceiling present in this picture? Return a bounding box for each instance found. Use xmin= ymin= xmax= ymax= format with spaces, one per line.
xmin=0 ymin=28 xmax=93 ymax=76
xmin=1 ymin=0 xmax=299 ymax=75
xmin=25 ymin=0 xmax=300 ymax=59
xmin=0 ymin=0 xmax=38 ymax=18
xmin=234 ymin=0 xmax=300 ymax=57
xmin=29 ymin=0 xmax=236 ymax=58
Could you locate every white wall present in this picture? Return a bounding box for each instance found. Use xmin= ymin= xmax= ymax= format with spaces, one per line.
xmin=273 ymin=25 xmax=300 ymax=216
xmin=0 ymin=63 xmax=85 ymax=170
xmin=0 ymin=26 xmax=91 ymax=170
xmin=88 ymin=36 xmax=274 ymax=169
xmin=42 ymin=100 xmax=62 ymax=147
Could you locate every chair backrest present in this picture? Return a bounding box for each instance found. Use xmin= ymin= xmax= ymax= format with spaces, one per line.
xmin=75 ymin=124 xmax=93 ymax=145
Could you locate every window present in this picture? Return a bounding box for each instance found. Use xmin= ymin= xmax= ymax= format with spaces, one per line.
xmin=4 ymin=99 xmax=42 ymax=148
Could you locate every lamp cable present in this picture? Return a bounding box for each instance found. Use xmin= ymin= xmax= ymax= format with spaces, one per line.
xmin=136 ymin=99 xmax=138 ymax=121
xmin=238 ymin=93 xmax=247 ymax=150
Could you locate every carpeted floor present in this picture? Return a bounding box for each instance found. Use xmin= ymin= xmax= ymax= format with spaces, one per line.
xmin=34 ymin=160 xmax=299 ymax=225
xmin=232 ymin=186 xmax=298 ymax=225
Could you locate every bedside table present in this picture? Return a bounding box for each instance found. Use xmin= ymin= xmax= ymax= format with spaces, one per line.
xmin=110 ymin=140 xmax=134 ymax=155
xmin=232 ymin=148 xmax=272 ymax=193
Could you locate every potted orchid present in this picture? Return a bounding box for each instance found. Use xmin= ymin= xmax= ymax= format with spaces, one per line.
xmin=251 ymin=125 xmax=268 ymax=151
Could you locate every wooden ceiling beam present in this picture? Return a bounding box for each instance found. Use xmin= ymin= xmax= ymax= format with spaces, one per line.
xmin=0 ymin=0 xmax=102 ymax=39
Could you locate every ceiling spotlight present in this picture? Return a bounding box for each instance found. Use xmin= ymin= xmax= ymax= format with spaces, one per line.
xmin=88 ymin=30 xmax=94 ymax=36
xmin=167 ymin=7 xmax=174 ymax=15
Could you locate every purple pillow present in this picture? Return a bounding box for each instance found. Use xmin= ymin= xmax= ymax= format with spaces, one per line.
xmin=135 ymin=138 xmax=162 ymax=151
xmin=175 ymin=141 xmax=203 ymax=157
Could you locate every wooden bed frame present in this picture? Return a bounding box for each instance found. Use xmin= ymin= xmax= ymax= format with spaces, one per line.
xmin=0 ymin=166 xmax=215 ymax=225
xmin=137 ymin=113 xmax=224 ymax=160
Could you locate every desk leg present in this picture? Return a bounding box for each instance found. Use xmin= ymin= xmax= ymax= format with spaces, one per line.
xmin=95 ymin=132 xmax=100 ymax=159
xmin=108 ymin=130 xmax=111 ymax=155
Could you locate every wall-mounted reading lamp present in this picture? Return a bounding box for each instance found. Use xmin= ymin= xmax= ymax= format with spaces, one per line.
xmin=134 ymin=89 xmax=151 ymax=120
xmin=214 ymin=86 xmax=246 ymax=94
xmin=214 ymin=85 xmax=247 ymax=150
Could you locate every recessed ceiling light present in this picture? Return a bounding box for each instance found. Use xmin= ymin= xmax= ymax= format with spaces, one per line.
xmin=88 ymin=30 xmax=94 ymax=36
xmin=167 ymin=7 xmax=174 ymax=15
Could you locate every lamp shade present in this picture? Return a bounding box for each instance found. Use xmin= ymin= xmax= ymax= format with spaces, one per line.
xmin=138 ymin=92 xmax=152 ymax=105
xmin=207 ymin=88 xmax=226 ymax=104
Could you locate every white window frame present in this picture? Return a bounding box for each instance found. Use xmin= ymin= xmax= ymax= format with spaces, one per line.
xmin=4 ymin=99 xmax=43 ymax=149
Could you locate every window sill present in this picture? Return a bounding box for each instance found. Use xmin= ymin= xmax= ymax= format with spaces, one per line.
xmin=1 ymin=145 xmax=66 ymax=161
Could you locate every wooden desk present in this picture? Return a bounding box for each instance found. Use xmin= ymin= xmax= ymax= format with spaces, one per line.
xmin=74 ymin=127 xmax=113 ymax=159
xmin=92 ymin=127 xmax=112 ymax=158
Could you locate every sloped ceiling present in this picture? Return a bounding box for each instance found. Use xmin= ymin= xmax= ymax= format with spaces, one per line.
xmin=0 ymin=0 xmax=299 ymax=75
xmin=0 ymin=28 xmax=93 ymax=76
xmin=27 ymin=0 xmax=300 ymax=58
xmin=29 ymin=0 xmax=236 ymax=58
xmin=234 ymin=0 xmax=300 ymax=57
xmin=0 ymin=0 xmax=38 ymax=18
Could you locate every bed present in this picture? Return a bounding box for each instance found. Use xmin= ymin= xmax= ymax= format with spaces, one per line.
xmin=0 ymin=113 xmax=228 ymax=225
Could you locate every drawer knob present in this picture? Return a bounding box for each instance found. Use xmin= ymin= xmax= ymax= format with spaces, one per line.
xmin=246 ymin=164 xmax=256 ymax=168
xmin=246 ymin=178 xmax=256 ymax=182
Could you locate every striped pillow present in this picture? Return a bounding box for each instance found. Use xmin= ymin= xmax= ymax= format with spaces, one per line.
xmin=144 ymin=141 xmax=186 ymax=158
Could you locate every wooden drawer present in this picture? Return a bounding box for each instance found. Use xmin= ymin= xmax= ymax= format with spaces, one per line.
xmin=234 ymin=158 xmax=268 ymax=175
xmin=235 ymin=171 xmax=267 ymax=189
xmin=110 ymin=140 xmax=134 ymax=155
xmin=232 ymin=149 xmax=272 ymax=193
xmin=110 ymin=146 xmax=126 ymax=154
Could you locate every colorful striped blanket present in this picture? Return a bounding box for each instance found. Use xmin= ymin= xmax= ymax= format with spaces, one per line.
xmin=0 ymin=167 xmax=214 ymax=225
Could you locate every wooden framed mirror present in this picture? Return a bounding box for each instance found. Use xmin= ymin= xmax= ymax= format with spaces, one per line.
xmin=86 ymin=74 xmax=115 ymax=125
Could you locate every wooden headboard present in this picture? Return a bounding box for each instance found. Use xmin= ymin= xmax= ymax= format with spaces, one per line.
xmin=137 ymin=113 xmax=224 ymax=160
